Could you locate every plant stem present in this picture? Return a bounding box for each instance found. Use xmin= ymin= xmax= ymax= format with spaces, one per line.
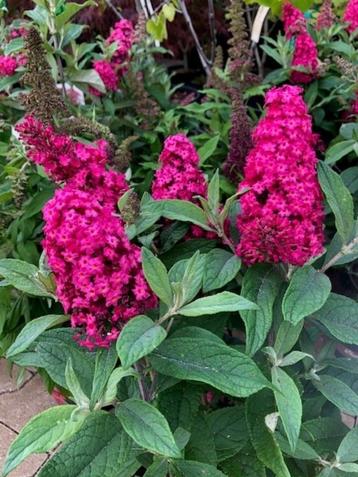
xmin=207 ymin=0 xmax=216 ymax=65
xmin=178 ymin=0 xmax=212 ymax=76
xmin=320 ymin=235 xmax=358 ymax=273
xmin=105 ymin=0 xmax=123 ymax=19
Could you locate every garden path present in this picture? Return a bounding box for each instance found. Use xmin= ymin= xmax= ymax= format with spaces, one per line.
xmin=0 ymin=359 xmax=55 ymax=476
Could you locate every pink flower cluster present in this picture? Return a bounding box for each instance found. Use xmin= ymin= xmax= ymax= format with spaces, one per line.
xmin=236 ymin=85 xmax=324 ymax=266
xmin=152 ymin=134 xmax=215 ymax=239
xmin=343 ymin=0 xmax=358 ymax=32
xmin=92 ymin=19 xmax=134 ymax=95
xmin=43 ymin=186 xmax=156 ymax=348
xmin=17 ymin=115 xmax=156 ymax=348
xmin=16 ymin=115 xmax=108 ymax=182
xmin=283 ymin=2 xmax=319 ymax=83
xmin=152 ymin=134 xmax=207 ymax=201
xmin=93 ymin=59 xmax=118 ymax=92
xmin=0 ymin=55 xmax=17 ymax=77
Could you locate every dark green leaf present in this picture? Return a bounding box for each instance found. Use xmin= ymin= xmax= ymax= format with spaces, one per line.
xmin=38 ymin=412 xmax=140 ymax=477
xmin=0 ymin=259 xmax=54 ymax=298
xmin=142 ymin=248 xmax=173 ymax=306
xmin=116 ymin=398 xmax=181 ymax=458
xmin=178 ymin=291 xmax=257 ymax=317
xmin=6 ymin=315 xmax=68 ymax=358
xmin=246 ymin=390 xmax=291 ymax=477
xmin=314 ymin=375 xmax=358 ymax=415
xmin=241 ymin=264 xmax=282 ymax=355
xmin=337 ymin=427 xmax=358 ymax=463
xmin=318 ymin=162 xmax=354 ymax=244
xmin=3 ymin=405 xmax=84 ymax=477
xmin=207 ymin=406 xmax=249 ymax=461
xmin=35 ymin=329 xmax=96 ymax=396
xmin=150 ymin=337 xmax=269 ymax=397
xmin=171 ymin=460 xmax=227 ymax=477
xmin=282 ymin=266 xmax=331 ymax=325
xmin=116 ymin=315 xmax=167 ymax=369
xmin=272 ymin=367 xmax=302 ymax=452
xmin=203 ymin=249 xmax=241 ymax=293
xmin=312 ymin=293 xmax=358 ymax=345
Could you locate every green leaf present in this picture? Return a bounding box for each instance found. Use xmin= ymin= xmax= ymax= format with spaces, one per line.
xmin=161 ymin=201 xmax=210 ymax=229
xmin=241 ymin=264 xmax=282 ymax=355
xmin=279 ymin=351 xmax=313 ymax=366
xmin=142 ymin=248 xmax=173 ymax=306
xmin=203 ymin=250 xmax=241 ymax=293
xmin=282 ymin=266 xmax=331 ymax=325
xmin=171 ymin=460 xmax=227 ymax=477
xmin=338 ymin=463 xmax=358 ymax=473
xmin=0 ymin=259 xmax=55 ymax=298
xmin=186 ymin=413 xmax=217 ymax=465
xmin=162 ymin=2 xmax=176 ymax=21
xmin=272 ymin=367 xmax=302 ymax=452
xmin=4 ymin=37 xmax=24 ymax=55
xmin=100 ymin=367 xmax=138 ymax=406
xmin=3 ymin=405 xmax=84 ymax=477
xmin=208 ymin=170 xmax=220 ymax=213
xmin=180 ymin=251 xmax=206 ymax=304
xmin=38 ymin=412 xmax=140 ymax=477
xmin=275 ymin=433 xmax=320 ymax=460
xmin=116 ymin=398 xmax=181 ymax=458
xmin=158 ymin=382 xmax=202 ymax=432
xmin=90 ymin=346 xmax=117 ymax=409
xmin=54 ymin=1 xmax=94 ymax=29
xmin=274 ymin=321 xmax=304 ymax=357
xmin=312 ymin=293 xmax=358 ymax=345
xmin=246 ymin=390 xmax=291 ymax=477
xmin=220 ymin=443 xmax=266 ymax=477
xmin=326 ymin=140 xmax=356 ymax=165
xmin=150 ymin=337 xmax=269 ymax=397
xmin=178 ymin=291 xmax=257 ymax=317
xmin=6 ymin=315 xmax=68 ymax=358
xmin=147 ymin=199 xmax=210 ymax=229
xmin=198 ymin=135 xmax=220 ymax=165
xmin=65 ymin=358 xmax=90 ymax=408
xmin=116 ymin=315 xmax=167 ymax=369
xmin=35 ymin=329 xmax=96 ymax=396
xmin=144 ymin=458 xmax=169 ymax=477
xmin=314 ymin=375 xmax=358 ymax=415
xmin=318 ymin=162 xmax=354 ymax=244
xmin=207 ymin=406 xmax=249 ymax=462
xmin=337 ymin=427 xmax=358 ymax=463
xmin=71 ymin=69 xmax=105 ymax=93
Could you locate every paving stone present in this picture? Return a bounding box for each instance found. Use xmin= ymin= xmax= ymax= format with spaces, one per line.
xmin=0 ymin=359 xmax=32 ymax=394
xmin=0 ymin=423 xmax=48 ymax=477
xmin=0 ymin=374 xmax=54 ymax=432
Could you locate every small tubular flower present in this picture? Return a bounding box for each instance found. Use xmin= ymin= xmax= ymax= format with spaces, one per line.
xmin=236 ymin=85 xmax=324 ymax=266
xmin=43 ymin=185 xmax=156 ymax=348
xmin=0 ymin=55 xmax=17 ymax=77
xmin=343 ymin=0 xmax=358 ymax=32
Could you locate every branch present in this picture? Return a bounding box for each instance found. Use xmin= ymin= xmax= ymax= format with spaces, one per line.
xmin=104 ymin=0 xmax=123 ymax=19
xmin=207 ymin=0 xmax=216 ymax=65
xmin=178 ymin=0 xmax=212 ymax=76
xmin=320 ymin=235 xmax=358 ymax=273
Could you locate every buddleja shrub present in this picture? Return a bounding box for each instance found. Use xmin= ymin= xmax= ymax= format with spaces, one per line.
xmin=1 ymin=3 xmax=358 ymax=477
xmin=2 ymin=129 xmax=358 ymax=477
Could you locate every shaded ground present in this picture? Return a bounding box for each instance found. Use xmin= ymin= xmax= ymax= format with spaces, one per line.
xmin=0 ymin=359 xmax=55 ymax=477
